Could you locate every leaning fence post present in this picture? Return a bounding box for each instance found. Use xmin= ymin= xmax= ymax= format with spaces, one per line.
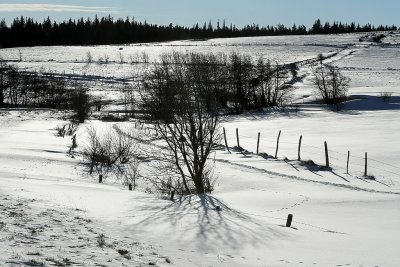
xmin=347 ymin=151 xmax=350 ymax=174
xmin=364 ymin=152 xmax=368 ymax=177
xmin=275 ymin=130 xmax=281 ymax=159
xmin=286 ymin=214 xmax=293 ymax=227
xmin=324 ymin=141 xmax=329 ymax=168
xmin=236 ymin=128 xmax=240 ymax=148
xmin=298 ymin=135 xmax=302 ymax=161
xmin=256 ymin=132 xmax=261 ymax=154
xmin=223 ymin=128 xmax=230 ymax=153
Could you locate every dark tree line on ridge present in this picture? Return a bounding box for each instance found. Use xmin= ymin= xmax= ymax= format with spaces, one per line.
xmin=0 ymin=16 xmax=397 ymax=48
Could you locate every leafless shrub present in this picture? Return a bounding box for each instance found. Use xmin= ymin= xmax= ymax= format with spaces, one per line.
xmin=123 ymin=159 xmax=141 ymax=188
xmin=70 ymin=87 xmax=91 ymax=123
xmin=97 ymin=54 xmax=109 ymax=64
xmin=55 ymin=124 xmax=67 ymax=137
xmin=118 ymin=52 xmax=124 ymax=64
xmin=121 ymin=83 xmax=136 ymax=117
xmin=86 ymin=51 xmax=93 ymax=63
xmin=129 ymin=54 xmax=137 ymax=64
xmin=104 ymin=54 xmax=109 ymax=64
xmin=312 ymin=55 xmax=350 ymax=110
xmin=373 ymin=34 xmax=386 ymax=43
xmin=55 ymin=122 xmax=79 ymax=137
xmin=82 ymin=126 xmax=140 ymax=174
xmin=97 ymin=234 xmax=106 ymax=248
xmin=141 ymin=51 xmax=149 ymax=64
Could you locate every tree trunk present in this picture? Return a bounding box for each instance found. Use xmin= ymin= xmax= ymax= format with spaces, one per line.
xmin=193 ymin=175 xmax=205 ymax=194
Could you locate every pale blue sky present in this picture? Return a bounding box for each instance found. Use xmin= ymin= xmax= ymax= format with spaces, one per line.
xmin=0 ymin=0 xmax=399 ymax=27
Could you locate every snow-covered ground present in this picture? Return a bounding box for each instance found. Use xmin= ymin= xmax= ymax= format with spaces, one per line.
xmin=1 ymin=32 xmax=400 ymax=266
xmin=0 ymin=31 xmax=387 ymax=80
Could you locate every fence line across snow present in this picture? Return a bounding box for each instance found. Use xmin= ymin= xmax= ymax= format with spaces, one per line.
xmin=221 ymin=127 xmax=400 ymax=180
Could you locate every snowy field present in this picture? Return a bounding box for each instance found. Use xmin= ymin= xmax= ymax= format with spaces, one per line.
xmin=1 ymin=32 xmax=400 ymax=266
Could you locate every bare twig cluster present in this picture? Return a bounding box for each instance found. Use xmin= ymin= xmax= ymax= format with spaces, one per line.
xmin=82 ymin=126 xmax=140 ymax=175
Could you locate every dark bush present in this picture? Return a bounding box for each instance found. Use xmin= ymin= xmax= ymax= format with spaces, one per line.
xmin=70 ymin=88 xmax=91 ymax=123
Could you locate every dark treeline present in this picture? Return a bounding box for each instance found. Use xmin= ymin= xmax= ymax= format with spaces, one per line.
xmin=0 ymin=16 xmax=398 ymax=48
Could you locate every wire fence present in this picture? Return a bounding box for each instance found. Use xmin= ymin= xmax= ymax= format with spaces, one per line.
xmin=222 ymin=127 xmax=400 ymax=182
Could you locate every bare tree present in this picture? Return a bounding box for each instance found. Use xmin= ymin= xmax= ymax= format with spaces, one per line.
xmin=140 ymin=52 xmax=223 ymax=194
xmin=121 ymin=83 xmax=136 ymax=117
xmin=86 ymin=51 xmax=93 ymax=63
xmin=313 ymin=55 xmax=350 ymax=110
xmin=227 ymin=52 xmax=253 ymax=113
xmin=226 ymin=54 xmax=293 ymax=111
xmin=270 ymin=63 xmax=293 ymax=107
xmin=123 ymin=158 xmax=141 ymax=188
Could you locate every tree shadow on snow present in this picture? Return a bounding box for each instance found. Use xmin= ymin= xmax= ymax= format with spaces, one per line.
xmin=221 ymin=107 xmax=308 ymax=123
xmin=339 ymin=95 xmax=400 ymax=114
xmin=128 ymin=194 xmax=290 ymax=252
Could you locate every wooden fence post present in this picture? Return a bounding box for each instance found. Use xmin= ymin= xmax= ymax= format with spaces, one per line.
xmin=256 ymin=132 xmax=261 ymax=154
xmin=236 ymin=128 xmax=240 ymax=148
xmin=275 ymin=130 xmax=281 ymax=159
xmin=223 ymin=128 xmax=230 ymax=153
xmin=364 ymin=152 xmax=368 ymax=177
xmin=286 ymin=214 xmax=293 ymax=227
xmin=129 ymin=183 xmax=133 ymax=191
xmin=347 ymin=151 xmax=350 ymax=174
xmin=324 ymin=141 xmax=329 ymax=168
xmin=99 ymin=175 xmax=103 ymax=183
xmin=298 ymin=135 xmax=302 ymax=161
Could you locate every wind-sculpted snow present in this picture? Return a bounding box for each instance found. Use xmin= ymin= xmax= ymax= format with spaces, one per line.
xmin=0 ymin=192 xmax=170 ymax=266
xmin=215 ymin=158 xmax=400 ymax=195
